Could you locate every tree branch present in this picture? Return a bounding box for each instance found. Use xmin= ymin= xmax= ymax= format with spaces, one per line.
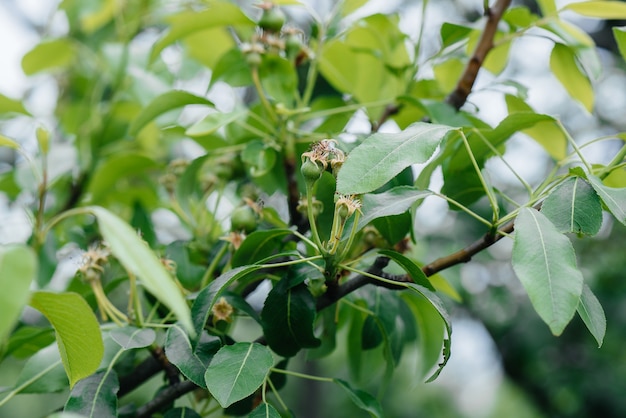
xmin=135 ymin=380 xmax=198 ymax=418
xmin=446 ymin=0 xmax=512 ymax=110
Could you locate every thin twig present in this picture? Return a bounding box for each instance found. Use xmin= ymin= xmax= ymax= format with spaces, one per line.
xmin=135 ymin=380 xmax=198 ymax=418
xmin=446 ymin=0 xmax=512 ymax=110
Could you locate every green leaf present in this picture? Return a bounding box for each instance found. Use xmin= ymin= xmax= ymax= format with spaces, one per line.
xmin=88 ymin=206 xmax=195 ymax=336
xmin=512 ymin=208 xmax=584 ymax=335
xmin=109 ymin=327 xmax=156 ymax=350
xmin=13 ymin=343 xmax=67 ymax=393
xmin=577 ymin=284 xmax=606 ymax=347
xmin=249 ymin=403 xmax=281 ymax=418
xmin=3 ymin=326 xmax=56 ymax=359
xmin=563 ymin=1 xmax=626 ymax=19
xmin=231 ymin=229 xmax=293 ymax=267
xmin=129 ymin=90 xmax=213 ymax=136
xmin=165 ymin=325 xmax=216 ymax=388
xmin=205 ymin=342 xmax=273 ymax=408
xmin=504 ymin=95 xmax=567 ymax=160
xmin=210 ymin=48 xmax=252 ymax=87
xmin=337 ymin=122 xmax=455 ymax=194
xmin=22 ymin=38 xmax=76 ymax=75
xmin=30 ymin=292 xmax=104 ymax=388
xmin=241 ymin=140 xmax=278 ymax=178
xmin=0 ymin=134 xmax=20 ymax=150
xmin=185 ymin=108 xmax=247 ymax=137
xmin=537 ymin=0 xmax=557 ymax=15
xmin=355 ymin=186 xmax=431 ymax=232
xmin=261 ymin=275 xmax=321 ymax=357
xmin=342 ymin=0 xmax=369 ymax=16
xmin=0 ymin=93 xmax=30 ymax=116
xmin=334 ymin=379 xmax=383 ymax=418
xmin=613 ymin=27 xmax=626 ymax=61
xmin=541 ymin=177 xmax=602 ymax=235
xmin=164 ymin=408 xmax=203 ymax=418
xmin=0 ymin=245 xmax=36 ymax=342
xmin=191 ymin=265 xmax=261 ymax=337
xmin=377 ymin=249 xmax=434 ymax=291
xmin=259 ymin=55 xmax=298 ymax=106
xmin=550 ymin=43 xmax=593 ymax=112
xmin=150 ymin=3 xmax=255 ymax=62
xmin=405 ymin=284 xmax=452 ymax=381
xmin=587 ymin=174 xmax=626 ymax=225
xmin=64 ymin=370 xmax=119 ymax=418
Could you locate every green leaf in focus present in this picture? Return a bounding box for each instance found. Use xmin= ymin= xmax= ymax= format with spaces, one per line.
xmin=129 ymin=90 xmax=214 ymax=135
xmin=334 ymin=379 xmax=383 ymax=418
xmin=165 ymin=325 xmax=216 ymax=388
xmin=22 ymin=39 xmax=76 ymax=75
xmin=231 ymin=229 xmax=293 ymax=267
xmin=550 ymin=43 xmax=593 ymax=112
xmin=204 ymin=342 xmax=273 ymax=408
xmin=563 ymin=1 xmax=626 ymax=19
xmin=337 ymin=122 xmax=455 ymax=194
xmin=541 ymin=177 xmax=602 ymax=235
xmin=29 ymin=292 xmax=104 ymax=388
xmin=261 ymin=275 xmax=321 ymax=357
xmin=512 ymin=208 xmax=584 ymax=335
xmin=64 ymin=370 xmax=119 ymax=418
xmin=249 ymin=403 xmax=281 ymax=418
xmin=191 ymin=265 xmax=261 ymax=337
xmin=577 ymin=284 xmax=606 ymax=347
xmin=355 ymin=187 xmax=431 ymax=233
xmin=109 ymin=327 xmax=156 ymax=350
xmin=0 ymin=245 xmax=36 ymax=343
xmin=377 ymin=249 xmax=434 ymax=290
xmin=88 ymin=206 xmax=195 ymax=336
xmin=587 ymin=174 xmax=626 ymax=225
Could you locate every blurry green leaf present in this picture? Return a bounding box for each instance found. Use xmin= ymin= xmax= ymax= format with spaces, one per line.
xmin=249 ymin=403 xmax=281 ymax=418
xmin=241 ymin=140 xmax=277 ymax=178
xmin=541 ymin=177 xmax=602 ymax=235
xmin=191 ymin=265 xmax=261 ymax=337
xmin=80 ymin=0 xmax=119 ymax=33
xmin=537 ymin=0 xmax=557 ymax=15
xmin=185 ymin=108 xmax=247 ymax=137
xmin=587 ymin=174 xmax=626 ymax=225
xmin=30 ymin=292 xmax=104 ymax=388
xmin=165 ymin=242 xmax=205 ymax=289
xmin=88 ymin=207 xmax=195 ymax=336
xmin=0 ymin=134 xmax=20 ymax=150
xmin=577 ymin=283 xmax=606 ymax=347
xmin=261 ymin=276 xmax=321 ymax=357
xmin=150 ymin=3 xmax=255 ymax=62
xmin=0 ymin=93 xmax=30 ymax=116
xmin=231 ymin=229 xmax=293 ymax=267
xmin=337 ymin=122 xmax=455 ymax=194
xmin=205 ymin=342 xmax=273 ymax=408
xmin=36 ymin=125 xmax=50 ymax=155
xmin=440 ymin=23 xmax=472 ymax=48
xmin=613 ymin=27 xmax=626 ymax=61
xmin=22 ymin=39 xmax=76 ymax=75
xmin=504 ymin=7 xmax=538 ymax=28
xmin=433 ymin=58 xmax=464 ymax=93
xmin=210 ymin=48 xmax=252 ymax=87
xmin=563 ymin=1 xmax=626 ymax=19
xmin=186 ymin=27 xmax=235 ymax=69
xmin=512 ymin=208 xmax=584 ymax=335
xmin=504 ymin=95 xmax=566 ymax=160
xmin=86 ymin=154 xmax=160 ymax=205
xmin=377 ymin=249 xmax=434 ymax=291
xmin=0 ymin=245 xmax=36 ymax=343
xmin=259 ymin=55 xmax=298 ymax=106
xmin=14 ymin=343 xmax=67 ymax=393
xmin=334 ymin=379 xmax=383 ymax=418
xmin=109 ymin=327 xmax=156 ymax=350
xmin=429 ymin=273 xmax=462 ymax=302
xmin=129 ymin=90 xmax=213 ymax=135
xmin=64 ymin=370 xmax=119 ymax=418
xmin=550 ymin=43 xmax=593 ymax=112
xmin=165 ymin=325 xmax=213 ymax=388
xmin=342 ymin=0 xmax=369 ymax=15
xmin=3 ymin=326 xmax=55 ymax=359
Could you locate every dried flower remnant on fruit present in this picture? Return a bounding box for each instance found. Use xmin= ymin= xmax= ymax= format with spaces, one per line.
xmin=161 ymin=258 xmax=177 ymax=275
xmin=222 ymin=231 xmax=245 ymax=250
xmin=79 ymin=243 xmax=111 ymax=281
xmin=335 ymin=194 xmax=362 ymax=219
xmin=212 ymin=297 xmax=234 ymax=322
xmin=301 ymin=139 xmax=344 ymax=170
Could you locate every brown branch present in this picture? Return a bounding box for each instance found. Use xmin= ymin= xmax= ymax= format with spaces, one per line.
xmin=135 ymin=380 xmax=198 ymax=418
xmin=371 ymin=104 xmax=401 ymax=133
xmin=446 ymin=0 xmax=512 ymax=110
